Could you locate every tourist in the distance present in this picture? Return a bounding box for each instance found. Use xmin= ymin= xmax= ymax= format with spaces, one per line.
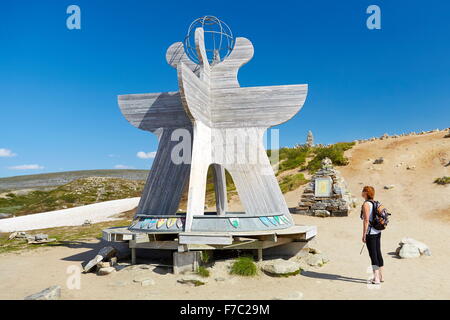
xmin=361 ymin=186 xmax=384 ymax=284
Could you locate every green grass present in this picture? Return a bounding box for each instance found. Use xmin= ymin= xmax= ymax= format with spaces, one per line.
xmin=230 ymin=256 xmax=257 ymax=276
xmin=197 ymin=266 xmax=210 ymax=278
xmin=0 ymin=169 xmax=148 ymax=192
xmin=0 ymin=216 xmax=133 ymax=255
xmin=200 ymin=250 xmax=212 ymax=264
xmin=0 ymin=177 xmax=145 ymax=216
xmin=434 ymin=176 xmax=450 ymax=185
xmin=268 ymin=146 xmax=311 ymax=175
xmin=306 ymin=142 xmax=355 ymax=173
xmin=279 ymin=173 xmax=309 ymax=193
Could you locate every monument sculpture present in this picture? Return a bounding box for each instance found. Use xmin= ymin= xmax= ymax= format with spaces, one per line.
xmin=104 ymin=16 xmax=316 ymax=267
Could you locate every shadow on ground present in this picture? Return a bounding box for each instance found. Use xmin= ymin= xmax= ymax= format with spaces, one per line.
xmin=301 ymin=270 xmax=367 ymax=284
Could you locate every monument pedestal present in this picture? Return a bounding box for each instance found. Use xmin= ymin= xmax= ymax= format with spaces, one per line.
xmin=293 ymin=158 xmax=355 ymax=217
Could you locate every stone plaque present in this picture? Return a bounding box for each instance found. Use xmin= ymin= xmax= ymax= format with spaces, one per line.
xmin=314 ymin=177 xmax=332 ymax=197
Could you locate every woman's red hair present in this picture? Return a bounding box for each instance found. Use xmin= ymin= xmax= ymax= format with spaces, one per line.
xmin=363 ymin=186 xmax=375 ymax=200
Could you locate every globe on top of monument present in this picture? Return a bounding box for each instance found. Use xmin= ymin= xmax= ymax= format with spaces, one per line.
xmin=184 ymin=15 xmax=234 ymax=65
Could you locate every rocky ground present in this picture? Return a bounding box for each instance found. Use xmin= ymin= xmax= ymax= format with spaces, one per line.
xmin=0 ymin=129 xmax=449 ymax=300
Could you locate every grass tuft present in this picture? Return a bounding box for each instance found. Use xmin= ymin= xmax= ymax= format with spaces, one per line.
xmin=197 ymin=266 xmax=210 ymax=278
xmin=434 ymin=176 xmax=450 ymax=185
xmin=230 ymin=256 xmax=257 ymax=276
xmin=306 ymin=142 xmax=355 ymax=173
xmin=279 ymin=173 xmax=309 ymax=193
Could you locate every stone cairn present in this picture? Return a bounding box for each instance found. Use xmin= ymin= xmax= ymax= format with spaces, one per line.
xmin=293 ymin=158 xmax=355 ymax=217
xmin=306 ymin=130 xmax=314 ymax=147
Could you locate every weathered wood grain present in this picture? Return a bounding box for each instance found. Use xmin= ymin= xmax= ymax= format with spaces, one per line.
xmin=118 ymin=26 xmax=308 ymax=235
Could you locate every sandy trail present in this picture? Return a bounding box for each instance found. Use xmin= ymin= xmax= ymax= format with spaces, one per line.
xmin=0 ymin=197 xmax=140 ymax=232
xmin=0 ymin=131 xmax=449 ymax=299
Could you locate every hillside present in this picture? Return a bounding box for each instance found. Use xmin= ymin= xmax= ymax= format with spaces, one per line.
xmin=0 ymin=177 xmax=145 ymax=216
xmin=0 ymin=169 xmax=148 ymax=192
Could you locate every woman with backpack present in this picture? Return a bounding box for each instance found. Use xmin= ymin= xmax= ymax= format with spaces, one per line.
xmin=361 ymin=186 xmax=386 ymax=285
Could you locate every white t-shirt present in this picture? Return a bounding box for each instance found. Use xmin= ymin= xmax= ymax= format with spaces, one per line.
xmin=366 ymin=201 xmax=381 ymax=235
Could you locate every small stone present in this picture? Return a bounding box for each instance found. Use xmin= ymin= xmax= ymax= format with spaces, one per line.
xmin=34 ymin=234 xmax=48 ymax=241
xmin=306 ymin=253 xmax=328 ymax=267
xmin=384 ymin=185 xmax=395 ymax=190
xmin=308 ymin=247 xmax=321 ymax=255
xmin=286 ymin=291 xmax=304 ymax=300
xmin=134 ymin=277 xmax=155 ymax=286
xmin=215 ymin=277 xmax=226 ymax=282
xmin=314 ymin=210 xmax=331 ymax=218
xmin=24 ymin=286 xmax=61 ymax=300
xmin=97 ymin=261 xmax=111 ymax=269
xmin=373 ymin=157 xmax=384 ymax=164
xmin=177 ymin=276 xmax=207 ymax=286
xmin=109 ymin=257 xmax=118 ymax=266
xmin=406 ymin=165 xmax=416 ymax=170
xmin=8 ymin=231 xmax=18 ymax=240
xmin=97 ymin=266 xmax=116 ymax=275
xmin=0 ymin=213 xmax=12 ymax=219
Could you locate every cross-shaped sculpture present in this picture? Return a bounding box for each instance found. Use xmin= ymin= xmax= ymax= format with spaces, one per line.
xmin=119 ymin=27 xmax=308 ymax=232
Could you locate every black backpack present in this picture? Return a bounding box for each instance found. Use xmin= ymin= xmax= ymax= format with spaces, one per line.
xmin=361 ymin=200 xmax=391 ymax=230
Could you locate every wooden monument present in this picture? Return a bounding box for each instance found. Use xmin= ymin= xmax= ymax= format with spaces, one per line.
xmin=104 ymin=17 xmax=316 ymax=262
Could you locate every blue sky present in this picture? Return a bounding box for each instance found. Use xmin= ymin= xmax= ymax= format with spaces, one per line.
xmin=1 ymin=0 xmax=449 ymax=178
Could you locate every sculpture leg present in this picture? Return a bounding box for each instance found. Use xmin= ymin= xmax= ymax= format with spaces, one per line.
xmin=136 ymin=127 xmax=191 ymax=216
xmin=185 ymin=122 xmax=212 ymax=231
xmin=212 ymin=164 xmax=227 ymax=215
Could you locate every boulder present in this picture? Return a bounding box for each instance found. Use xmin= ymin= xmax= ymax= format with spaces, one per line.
xmin=262 ymin=259 xmax=301 ymax=276
xmin=24 ymin=285 xmax=61 ymax=300
xmin=398 ymin=243 xmax=420 ymax=259
xmin=397 ymin=238 xmax=431 ymax=258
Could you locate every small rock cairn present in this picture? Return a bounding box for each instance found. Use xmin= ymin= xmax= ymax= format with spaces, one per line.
xmin=293 ymin=158 xmax=355 ymax=217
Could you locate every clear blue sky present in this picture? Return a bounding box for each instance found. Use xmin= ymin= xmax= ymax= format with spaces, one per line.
xmin=1 ymin=0 xmax=449 ymax=177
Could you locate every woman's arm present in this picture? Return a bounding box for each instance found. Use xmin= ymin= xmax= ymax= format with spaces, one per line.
xmin=362 ymin=202 xmax=370 ymax=243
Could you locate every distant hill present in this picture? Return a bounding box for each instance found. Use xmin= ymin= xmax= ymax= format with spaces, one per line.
xmin=0 ymin=176 xmax=145 ymax=216
xmin=0 ymin=169 xmax=148 ymax=192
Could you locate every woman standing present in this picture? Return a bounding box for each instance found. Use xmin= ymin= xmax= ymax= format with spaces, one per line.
xmin=361 ymin=186 xmax=384 ymax=284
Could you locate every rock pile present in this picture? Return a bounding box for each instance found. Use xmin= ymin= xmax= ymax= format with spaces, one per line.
xmin=292 ymin=158 xmax=355 ymax=217
xmin=83 ymin=246 xmax=120 ymax=275
xmin=8 ymin=231 xmax=56 ymax=244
